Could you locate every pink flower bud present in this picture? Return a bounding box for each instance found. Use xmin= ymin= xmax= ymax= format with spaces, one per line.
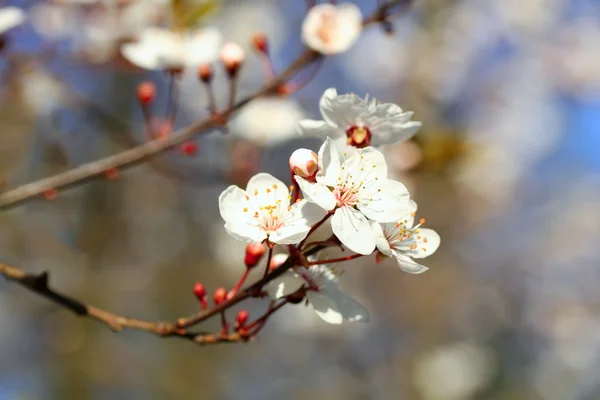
xmin=220 ymin=42 xmax=245 ymax=76
xmin=289 ymin=148 xmax=318 ymax=181
xmin=252 ymin=33 xmax=269 ymax=54
xmin=137 ymin=81 xmax=156 ymax=106
xmin=244 ymin=242 xmax=266 ymax=269
xmin=269 ymin=253 xmax=289 ymax=271
xmin=213 ymin=287 xmax=227 ymax=305
xmin=198 ymin=64 xmax=213 ymax=83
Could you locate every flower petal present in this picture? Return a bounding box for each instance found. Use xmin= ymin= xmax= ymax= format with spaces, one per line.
xmin=328 ymin=289 xmax=369 ymax=322
xmin=371 ymin=221 xmax=392 ymax=256
xmin=358 ymin=179 xmax=411 ymax=223
xmin=320 ymin=90 xmax=365 ymax=129
xmin=121 ymin=41 xmax=160 ymax=70
xmin=331 ymin=207 xmax=376 ymax=255
xmin=296 ymin=119 xmax=342 ymax=138
xmin=266 ymin=272 xmax=305 ymax=299
xmin=301 ymin=4 xmax=362 ymax=55
xmin=224 ymin=222 xmax=266 ymax=244
xmin=405 ymin=228 xmax=441 ymax=259
xmin=316 ymin=137 xmax=342 ymax=187
xmin=184 ymin=27 xmax=222 ymax=67
xmin=307 ymin=291 xmax=343 ymax=324
xmin=246 ymin=172 xmax=289 ymax=205
xmin=218 ymin=185 xmax=251 ymax=225
xmin=296 ymin=176 xmax=336 ymax=211
xmin=0 ymin=7 xmax=25 ymax=34
xmin=392 ymin=251 xmax=429 ymax=274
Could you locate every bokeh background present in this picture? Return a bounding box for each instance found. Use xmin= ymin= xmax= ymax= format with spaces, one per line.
xmin=1 ymin=0 xmax=599 ymax=399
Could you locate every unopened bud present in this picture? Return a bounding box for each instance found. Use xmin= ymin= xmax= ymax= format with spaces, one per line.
xmin=136 ymin=81 xmax=156 ymax=105
xmin=252 ymin=33 xmax=269 ymax=54
xmin=220 ymin=42 xmax=245 ymax=77
xmin=180 ymin=141 xmax=198 ymax=156
xmin=193 ymin=282 xmax=206 ymax=299
xmin=269 ymin=253 xmax=289 ymax=271
xmin=244 ymin=243 xmax=266 ymax=269
xmin=213 ymin=287 xmax=227 ymax=305
xmin=198 ymin=64 xmax=213 ymax=83
xmin=289 ymin=148 xmax=318 ymax=181
xmin=42 ymin=188 xmax=58 ymax=201
xmin=235 ymin=310 xmax=249 ymax=328
xmin=104 ymin=168 xmax=119 ymax=180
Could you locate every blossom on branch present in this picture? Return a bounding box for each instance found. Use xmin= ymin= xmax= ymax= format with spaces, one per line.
xmin=219 ymin=173 xmax=325 ymax=245
xmin=297 ymin=88 xmax=422 ymax=151
xmin=372 ymin=201 xmax=441 ymax=274
xmin=296 ymin=138 xmax=412 ymax=255
xmin=266 ymin=262 xmax=368 ymax=324
xmin=121 ymin=27 xmax=222 ymax=70
xmin=302 ymin=3 xmax=362 ymax=55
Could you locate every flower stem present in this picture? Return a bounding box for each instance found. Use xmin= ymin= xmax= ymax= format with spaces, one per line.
xmin=299 ymin=211 xmax=333 ymax=250
xmin=309 ymin=253 xmax=364 ymax=266
xmin=262 ymin=244 xmax=274 ymax=280
xmin=227 ymin=268 xmax=250 ymax=300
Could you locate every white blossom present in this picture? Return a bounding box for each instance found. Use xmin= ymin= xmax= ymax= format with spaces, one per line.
xmin=302 ymin=3 xmax=362 ymax=55
xmin=266 ymin=262 xmax=368 ymax=325
xmin=0 ymin=7 xmax=25 ymax=35
xmin=297 ymin=88 xmax=421 ymax=151
xmin=121 ymin=26 xmax=221 ymax=70
xmin=372 ymin=200 xmax=440 ymax=274
xmin=219 ymin=173 xmax=325 ymax=245
xmin=296 ymin=137 xmax=412 ymax=255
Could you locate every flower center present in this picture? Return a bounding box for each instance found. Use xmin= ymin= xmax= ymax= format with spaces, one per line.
xmin=346 ymin=126 xmax=372 ymax=148
xmin=334 ymin=185 xmax=359 ymax=208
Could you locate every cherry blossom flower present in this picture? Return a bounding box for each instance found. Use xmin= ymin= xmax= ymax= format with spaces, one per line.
xmin=297 ymin=88 xmax=422 ymax=151
xmin=372 ymin=200 xmax=440 ymax=274
xmin=219 ymin=173 xmax=325 ymax=245
xmin=121 ymin=26 xmax=221 ymax=70
xmin=295 ymin=138 xmax=412 ymax=255
xmin=302 ymin=3 xmax=362 ymax=55
xmin=266 ymin=262 xmax=368 ymax=324
xmin=0 ymin=7 xmax=25 ymax=35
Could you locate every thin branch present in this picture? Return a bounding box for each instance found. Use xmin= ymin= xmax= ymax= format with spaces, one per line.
xmin=0 ymin=1 xmax=406 ymax=211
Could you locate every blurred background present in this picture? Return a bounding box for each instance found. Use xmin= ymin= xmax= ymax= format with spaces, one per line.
xmin=0 ymin=0 xmax=599 ymax=399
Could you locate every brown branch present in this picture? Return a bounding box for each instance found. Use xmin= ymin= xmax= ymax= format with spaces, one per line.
xmin=0 ymin=1 xmax=406 ymax=211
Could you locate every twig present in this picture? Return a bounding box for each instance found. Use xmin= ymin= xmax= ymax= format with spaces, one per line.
xmin=0 ymin=1 xmax=406 ymax=211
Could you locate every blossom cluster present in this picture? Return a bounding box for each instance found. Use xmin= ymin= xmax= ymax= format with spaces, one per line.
xmin=219 ymin=88 xmax=440 ymax=324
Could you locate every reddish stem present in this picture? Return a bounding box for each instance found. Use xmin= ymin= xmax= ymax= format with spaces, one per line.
xmin=227 ymin=268 xmax=250 ymax=300
xmin=220 ymin=311 xmax=229 ymax=335
xmin=309 ymin=253 xmax=364 ymax=266
xmin=299 ymin=211 xmax=334 ymax=250
xmin=262 ymin=244 xmax=274 ymax=280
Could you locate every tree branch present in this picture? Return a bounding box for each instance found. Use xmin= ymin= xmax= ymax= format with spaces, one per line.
xmin=0 ymin=0 xmax=407 ymax=211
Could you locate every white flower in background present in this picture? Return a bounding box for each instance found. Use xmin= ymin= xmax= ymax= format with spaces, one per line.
xmin=372 ymin=200 xmax=440 ymax=274
xmin=302 ymin=3 xmax=362 ymax=55
xmin=297 ymin=88 xmax=422 ymax=151
xmin=121 ymin=27 xmax=221 ymax=70
xmin=229 ymin=97 xmax=304 ymax=146
xmin=296 ymin=138 xmax=412 ymax=255
xmin=266 ymin=262 xmax=368 ymax=324
xmin=219 ymin=173 xmax=325 ymax=245
xmin=0 ymin=7 xmax=25 ymax=35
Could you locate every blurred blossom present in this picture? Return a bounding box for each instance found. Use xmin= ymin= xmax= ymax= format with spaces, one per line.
xmin=491 ymin=0 xmax=567 ymax=39
xmin=229 ymin=97 xmax=304 ymax=145
xmin=30 ymin=3 xmax=78 ymax=40
xmin=0 ymin=7 xmax=25 ymax=35
xmin=19 ymin=69 xmax=66 ymax=114
xmin=414 ymin=342 xmax=495 ymax=400
xmin=301 ymin=3 xmax=362 ymax=55
xmin=551 ymin=304 xmax=600 ymax=370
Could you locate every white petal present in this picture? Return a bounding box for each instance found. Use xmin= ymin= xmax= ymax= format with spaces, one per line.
xmin=358 ymin=179 xmax=411 ymax=223
xmin=406 ymin=228 xmax=441 ymax=259
xmin=371 ymin=221 xmax=392 ymax=256
xmin=296 ymin=176 xmax=336 ymax=211
xmin=307 ymin=291 xmax=343 ymax=324
xmin=266 ymin=273 xmax=304 ymax=299
xmin=218 ymin=185 xmax=251 ymax=224
xmin=392 ymin=251 xmax=429 ymax=274
xmin=0 ymin=7 xmax=25 ymax=34
xmin=121 ymin=41 xmax=161 ymax=70
xmin=319 ymin=90 xmax=365 ymax=129
xmin=331 ymin=207 xmax=376 ymax=255
xmin=296 ymin=119 xmax=342 ymax=138
xmin=316 ymin=137 xmax=341 ymax=187
xmin=246 ymin=172 xmax=289 ymax=205
xmin=184 ymin=27 xmax=222 ymax=66
xmin=224 ymin=222 xmax=266 ymax=244
xmin=328 ymin=289 xmax=369 ymax=322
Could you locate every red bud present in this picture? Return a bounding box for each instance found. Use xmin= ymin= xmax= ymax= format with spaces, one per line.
xmin=198 ymin=64 xmax=213 ymax=83
xmin=213 ymin=287 xmax=227 ymax=305
xmin=244 ymin=243 xmax=266 ymax=269
xmin=180 ymin=141 xmax=198 ymax=156
xmin=137 ymin=81 xmax=156 ymax=105
xmin=193 ymin=282 xmax=206 ymax=299
xmin=252 ymin=33 xmax=269 ymax=54
xmin=235 ymin=310 xmax=249 ymax=328
xmin=42 ymin=188 xmax=58 ymax=201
